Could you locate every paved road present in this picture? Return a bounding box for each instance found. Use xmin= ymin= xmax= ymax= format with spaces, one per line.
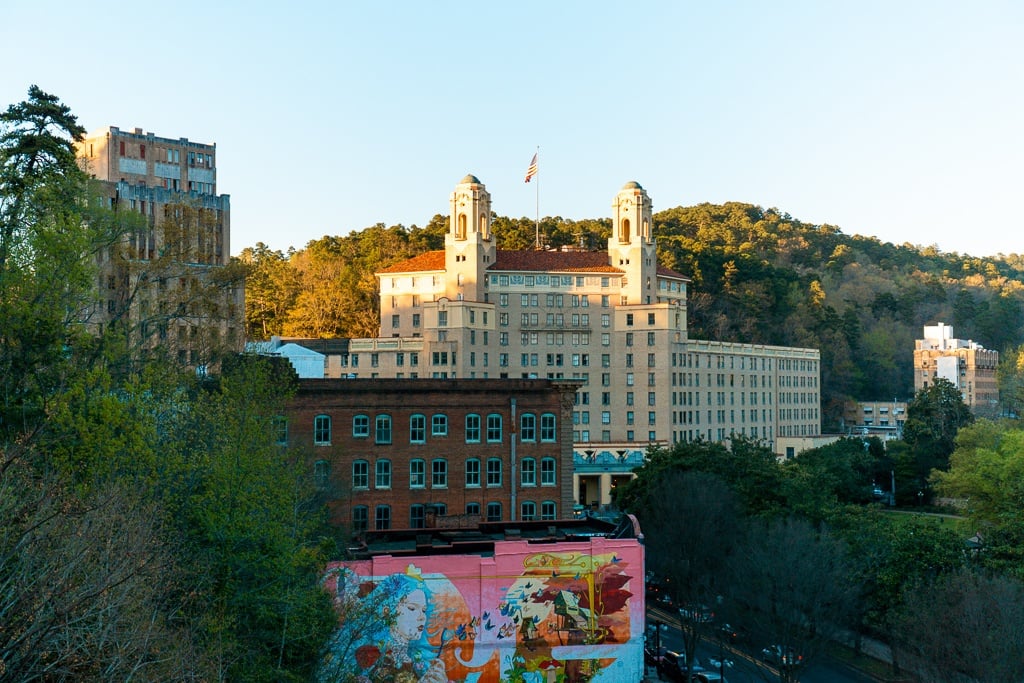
xmin=647 ymin=607 xmax=875 ymax=683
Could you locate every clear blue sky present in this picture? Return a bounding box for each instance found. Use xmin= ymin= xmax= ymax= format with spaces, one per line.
xmin=4 ymin=1 xmax=1022 ymax=257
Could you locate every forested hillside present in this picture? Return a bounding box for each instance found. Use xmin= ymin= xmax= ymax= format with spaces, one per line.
xmin=241 ymin=204 xmax=1024 ymax=428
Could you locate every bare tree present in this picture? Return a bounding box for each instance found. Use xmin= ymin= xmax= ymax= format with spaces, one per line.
xmin=639 ymin=470 xmax=741 ymax=678
xmin=728 ymin=517 xmax=861 ymax=683
xmin=0 ymin=457 xmax=188 ymax=681
xmin=894 ymin=568 xmax=1024 ymax=683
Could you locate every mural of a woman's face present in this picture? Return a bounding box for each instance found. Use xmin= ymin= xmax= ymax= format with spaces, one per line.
xmin=394 ymin=587 xmax=428 ymax=641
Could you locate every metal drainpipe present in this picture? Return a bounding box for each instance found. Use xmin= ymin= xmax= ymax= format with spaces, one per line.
xmin=510 ymin=397 xmax=517 ymax=521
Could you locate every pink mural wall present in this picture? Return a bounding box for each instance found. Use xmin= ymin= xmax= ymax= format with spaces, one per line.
xmin=318 ymin=536 xmax=645 ymax=683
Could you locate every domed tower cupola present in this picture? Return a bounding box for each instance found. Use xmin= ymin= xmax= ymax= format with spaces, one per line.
xmin=444 ymin=174 xmax=495 ymax=301
xmin=607 ymin=181 xmax=657 ymax=304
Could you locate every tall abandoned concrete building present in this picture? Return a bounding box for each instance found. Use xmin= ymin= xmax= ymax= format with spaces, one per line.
xmin=78 ymin=126 xmax=243 ymax=367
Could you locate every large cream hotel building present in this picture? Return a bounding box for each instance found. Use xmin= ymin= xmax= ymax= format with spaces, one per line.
xmin=286 ymin=175 xmax=821 ymax=507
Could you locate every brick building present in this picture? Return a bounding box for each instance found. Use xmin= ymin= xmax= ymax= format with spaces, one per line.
xmin=285 ymin=377 xmax=580 ymax=529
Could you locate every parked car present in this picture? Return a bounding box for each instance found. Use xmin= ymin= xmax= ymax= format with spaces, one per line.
xmin=659 ymin=650 xmax=703 ymax=682
xmin=718 ymin=622 xmax=747 ymax=643
xmin=761 ymin=644 xmax=804 ymax=668
xmin=692 ymin=673 xmax=729 ymax=683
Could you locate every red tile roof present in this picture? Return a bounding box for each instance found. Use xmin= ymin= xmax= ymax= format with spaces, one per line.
xmin=491 ymin=250 xmax=621 ymax=273
xmin=377 ymin=251 xmax=446 ymax=273
xmin=377 ymin=249 xmax=690 ymax=281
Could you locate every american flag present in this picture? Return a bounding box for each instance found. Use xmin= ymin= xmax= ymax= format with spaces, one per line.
xmin=524 ymin=153 xmax=538 ymax=183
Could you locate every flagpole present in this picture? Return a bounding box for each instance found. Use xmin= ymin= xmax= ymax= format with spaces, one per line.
xmin=534 ymin=146 xmax=540 ymax=249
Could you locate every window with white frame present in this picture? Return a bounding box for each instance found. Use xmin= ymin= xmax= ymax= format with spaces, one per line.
xmin=352 ymin=505 xmax=369 ymax=532
xmin=486 ymin=502 xmax=502 ymax=521
xmin=409 ymin=459 xmax=425 ymax=488
xmin=375 ymin=415 xmax=392 ymax=444
xmin=432 ymin=459 xmax=448 ymax=488
xmin=521 ymin=501 xmax=537 ymax=521
xmin=313 ymin=460 xmax=329 ymax=489
xmin=486 ymin=413 xmax=502 ymax=442
xmin=410 ymin=414 xmax=426 ymax=443
xmin=375 ymin=505 xmax=391 ymax=530
xmin=466 ymin=414 xmax=481 ymax=442
xmin=273 ymin=416 xmax=288 ymax=445
xmin=540 ymin=413 xmax=556 ymax=442
xmin=375 ymin=459 xmax=391 ymax=488
xmin=486 ymin=458 xmax=502 ymax=486
xmin=314 ymin=415 xmax=331 ymax=445
xmin=541 ymin=457 xmax=556 ymax=485
xmin=432 ymin=414 xmax=448 ymax=436
xmin=410 ymin=504 xmax=426 ymax=529
xmin=520 ymin=413 xmax=536 ymax=441
xmin=466 ymin=458 xmax=481 ymax=487
xmin=352 ymin=460 xmax=369 ymax=489
xmin=521 ymin=458 xmax=536 ymax=486
xmin=541 ymin=501 xmax=556 ymax=520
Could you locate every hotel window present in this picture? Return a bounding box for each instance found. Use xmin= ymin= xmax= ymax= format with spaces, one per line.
xmin=541 ymin=501 xmax=556 ymax=520
xmin=466 ymin=414 xmax=481 ymax=442
xmin=352 ymin=460 xmax=369 ymax=489
xmin=352 ymin=506 xmax=369 ymax=532
xmin=521 ymin=501 xmax=537 ymax=521
xmin=410 ymin=459 xmax=426 ymax=488
xmin=521 ymin=458 xmax=536 ymax=486
xmin=438 ymin=310 xmax=448 ymax=327
xmin=466 ymin=502 xmax=481 ymax=516
xmin=486 ymin=458 xmax=502 ymax=486
xmin=412 ymin=313 xmax=421 ymax=327
xmin=541 ymin=457 xmax=556 ymax=485
xmin=375 ymin=415 xmax=392 ymax=444
xmin=432 ymin=459 xmax=448 ymax=487
xmin=540 ymin=413 xmax=556 ymax=441
xmin=410 ymin=414 xmax=426 ymax=443
xmin=374 ymin=505 xmax=391 ymax=530
xmin=314 ymin=415 xmax=331 ymax=445
xmin=375 ymin=459 xmax=392 ymax=488
xmin=391 ymin=314 xmax=400 ymax=328
xmin=466 ymin=458 xmax=481 ymax=487
xmin=432 ymin=414 xmax=448 ymax=436
xmin=520 ymin=413 xmax=536 ymax=441
xmin=626 ymin=313 xmax=634 ymax=326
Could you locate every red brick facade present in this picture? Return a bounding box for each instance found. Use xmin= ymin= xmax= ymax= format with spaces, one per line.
xmin=286 ymin=378 xmax=579 ymax=530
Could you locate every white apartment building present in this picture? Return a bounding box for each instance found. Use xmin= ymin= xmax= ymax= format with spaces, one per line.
xmin=333 ymin=175 xmax=822 ymax=464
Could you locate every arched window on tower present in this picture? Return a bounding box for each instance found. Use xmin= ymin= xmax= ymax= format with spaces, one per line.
xmin=456 ymin=213 xmax=467 ymax=240
xmin=619 ymin=218 xmax=630 ymax=243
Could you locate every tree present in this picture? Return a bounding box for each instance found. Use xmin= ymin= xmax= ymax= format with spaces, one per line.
xmin=902 ymin=377 xmax=974 ymax=490
xmin=894 ymin=568 xmax=1024 ymax=683
xmin=728 ymin=518 xmax=860 ymax=683
xmin=0 ymin=457 xmax=188 ymax=681
xmin=0 ymin=86 xmax=123 ymax=439
xmin=635 ymin=470 xmax=741 ymax=678
xmin=162 ymin=358 xmax=335 ymax=681
xmin=240 ymin=243 xmax=300 ymax=339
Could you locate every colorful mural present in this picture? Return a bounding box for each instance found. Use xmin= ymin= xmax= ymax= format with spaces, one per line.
xmin=318 ymin=537 xmax=644 ymax=683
